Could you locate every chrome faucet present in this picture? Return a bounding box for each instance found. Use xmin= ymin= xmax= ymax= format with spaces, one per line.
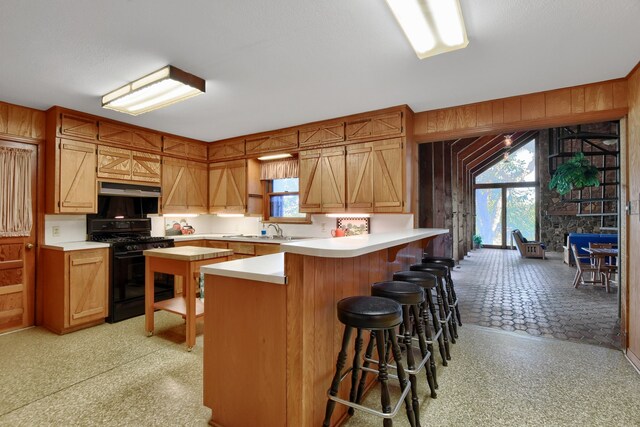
xmin=268 ymin=223 xmax=284 ymax=238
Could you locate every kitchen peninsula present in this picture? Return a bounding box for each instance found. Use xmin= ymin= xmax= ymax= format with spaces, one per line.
xmin=200 ymin=228 xmax=448 ymax=427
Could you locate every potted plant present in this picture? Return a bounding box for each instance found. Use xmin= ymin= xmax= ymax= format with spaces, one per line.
xmin=549 ymin=152 xmax=600 ymax=196
xmin=472 ymin=234 xmax=483 ymax=249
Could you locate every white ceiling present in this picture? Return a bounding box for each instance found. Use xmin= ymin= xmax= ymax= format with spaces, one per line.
xmin=1 ymin=0 xmax=639 ymax=141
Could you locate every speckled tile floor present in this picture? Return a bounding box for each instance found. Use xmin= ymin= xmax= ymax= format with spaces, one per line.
xmin=453 ymin=248 xmax=620 ymax=349
xmin=1 ymin=285 xmax=638 ymax=426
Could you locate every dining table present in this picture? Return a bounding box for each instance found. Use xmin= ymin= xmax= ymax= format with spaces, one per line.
xmin=581 ymin=246 xmax=618 ymax=283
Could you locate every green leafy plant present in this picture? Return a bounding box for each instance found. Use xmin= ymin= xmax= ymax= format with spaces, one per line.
xmin=549 ymin=152 xmax=600 ymax=196
xmin=472 ymin=234 xmax=483 ymax=247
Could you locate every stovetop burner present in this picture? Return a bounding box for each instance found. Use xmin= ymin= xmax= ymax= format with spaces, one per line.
xmin=91 ymin=235 xmax=170 ymax=244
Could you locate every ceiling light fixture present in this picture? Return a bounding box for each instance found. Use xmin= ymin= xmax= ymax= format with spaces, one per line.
xmin=257 ymin=153 xmax=293 ymax=161
xmin=385 ymin=0 xmax=468 ymax=59
xmin=102 ymin=65 xmax=205 ymax=116
xmin=504 ymin=135 xmax=513 ymax=147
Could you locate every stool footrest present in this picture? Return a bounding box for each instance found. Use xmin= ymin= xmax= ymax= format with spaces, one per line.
xmin=327 ymin=368 xmax=411 ymax=419
xmin=420 ymin=327 xmax=442 ymax=344
xmin=364 ymin=346 xmax=431 ymax=376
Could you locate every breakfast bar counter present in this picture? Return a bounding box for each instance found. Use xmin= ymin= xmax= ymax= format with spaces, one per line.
xmin=201 ymin=229 xmax=448 ymax=427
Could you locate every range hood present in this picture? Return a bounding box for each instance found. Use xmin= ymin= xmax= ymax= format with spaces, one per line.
xmin=98 ymin=182 xmax=161 ymax=198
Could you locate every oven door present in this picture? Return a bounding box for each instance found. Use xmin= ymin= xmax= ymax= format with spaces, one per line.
xmin=110 ymin=251 xmax=174 ymax=321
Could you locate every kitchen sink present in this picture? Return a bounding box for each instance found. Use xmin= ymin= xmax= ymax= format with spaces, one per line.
xmin=221 ymin=234 xmax=313 ymax=241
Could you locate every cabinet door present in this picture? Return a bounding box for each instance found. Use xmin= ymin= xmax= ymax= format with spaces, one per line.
xmin=208 ymin=139 xmax=245 ymax=161
xmin=163 ymin=136 xmax=208 ymax=161
xmin=162 ymin=157 xmax=189 ymax=213
xmin=371 ymin=139 xmax=404 ymax=212
xmin=320 ymin=147 xmax=346 ymax=211
xmin=97 ymin=145 xmax=132 ymax=181
xmin=245 ymin=130 xmax=298 ymax=155
xmin=346 ymin=111 xmax=403 ymax=141
xmin=187 ymin=143 xmax=208 ymax=161
xmin=59 ymin=113 xmax=97 ymax=140
xmin=98 ymin=121 xmax=162 ymax=152
xmin=58 ymin=139 xmax=97 ymax=213
xmin=67 ymin=250 xmax=108 ymax=327
xmin=131 ymin=151 xmax=161 ymax=183
xmin=299 ymin=122 xmax=345 ymax=148
xmin=186 ymin=161 xmax=208 ymax=213
xmin=299 ymin=149 xmax=322 ymax=212
xmin=346 ymin=143 xmax=374 ymax=211
xmin=209 ymin=160 xmax=246 ymax=213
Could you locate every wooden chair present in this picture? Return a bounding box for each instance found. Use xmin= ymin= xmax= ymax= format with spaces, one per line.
xmin=511 ymin=229 xmax=546 ymax=259
xmin=589 ymin=242 xmax=617 ymax=293
xmin=571 ymin=244 xmax=607 ymax=291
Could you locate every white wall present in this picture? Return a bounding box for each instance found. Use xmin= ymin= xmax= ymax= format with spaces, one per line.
xmin=46 ymin=213 xmax=415 ymax=243
xmin=44 ymin=215 xmax=87 ymax=244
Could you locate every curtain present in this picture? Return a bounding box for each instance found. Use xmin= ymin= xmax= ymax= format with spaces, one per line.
xmin=260 ymin=158 xmax=299 ymax=180
xmin=0 ymin=147 xmax=33 ymax=237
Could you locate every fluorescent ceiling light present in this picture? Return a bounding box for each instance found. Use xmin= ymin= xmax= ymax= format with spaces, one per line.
xmin=102 ymin=65 xmax=205 ymax=115
xmin=257 ymin=153 xmax=293 ymax=161
xmin=385 ymin=0 xmax=468 ymax=59
xmin=326 ymin=213 xmax=371 ymax=218
xmin=217 ymin=213 xmax=245 ymax=218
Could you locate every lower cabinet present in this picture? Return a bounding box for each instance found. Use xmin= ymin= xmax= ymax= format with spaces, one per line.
xmin=42 ymin=248 xmax=109 ymax=334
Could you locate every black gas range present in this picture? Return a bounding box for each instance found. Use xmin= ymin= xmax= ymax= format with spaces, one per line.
xmin=88 ymin=218 xmax=175 ymax=323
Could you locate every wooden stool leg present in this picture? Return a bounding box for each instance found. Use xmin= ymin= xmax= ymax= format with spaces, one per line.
xmin=355 ymin=332 xmax=375 ymax=405
xmin=389 ymin=329 xmax=417 ymax=427
xmin=438 ymin=277 xmax=456 ymax=341
xmin=347 ymin=328 xmax=364 ymax=416
xmin=434 ymin=283 xmax=453 ymax=356
xmin=412 ymin=304 xmax=437 ymax=397
xmin=375 ymin=330 xmax=394 ymax=427
xmin=447 ymin=274 xmax=462 ymax=326
xmin=402 ymin=306 xmax=422 ymax=426
xmin=323 ymin=326 xmax=354 ymax=427
xmin=425 ymin=291 xmax=449 ymax=362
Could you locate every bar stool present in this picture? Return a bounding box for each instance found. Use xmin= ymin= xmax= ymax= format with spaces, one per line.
xmin=410 ymin=263 xmax=457 ymax=341
xmin=323 ymin=296 xmax=416 ymax=427
xmin=422 ymin=255 xmax=462 ymax=327
xmin=393 ymin=271 xmax=450 ymax=363
xmin=358 ymin=281 xmax=437 ymax=412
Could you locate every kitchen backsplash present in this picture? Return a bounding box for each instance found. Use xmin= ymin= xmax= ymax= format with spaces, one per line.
xmin=45 ymin=213 xmax=414 ymax=243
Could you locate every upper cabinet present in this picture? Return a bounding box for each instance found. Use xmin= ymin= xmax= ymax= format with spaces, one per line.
xmin=98 ymin=121 xmax=162 ymax=153
xmin=299 ymin=147 xmax=346 ymax=213
xmin=163 ymin=135 xmax=208 ymax=161
xmin=162 ymin=158 xmax=208 ymax=213
xmin=298 ymin=122 xmax=345 ymax=148
xmin=46 ymin=138 xmax=97 ymax=214
xmin=209 ymin=159 xmax=262 ymax=214
xmin=345 ymin=138 xmax=406 ymax=213
xmin=59 ymin=113 xmax=98 ymax=141
xmin=346 ymin=111 xmax=403 ymax=141
xmin=245 ymin=130 xmax=298 ymax=155
xmin=208 ymin=138 xmax=246 ymax=161
xmin=97 ymin=146 xmax=161 ymax=184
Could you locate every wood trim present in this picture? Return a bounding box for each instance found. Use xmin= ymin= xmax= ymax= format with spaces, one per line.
xmin=414 ymin=79 xmax=628 ymax=143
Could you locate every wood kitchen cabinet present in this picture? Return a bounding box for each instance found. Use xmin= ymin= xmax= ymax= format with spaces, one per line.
xmin=59 ymin=112 xmax=98 ymax=141
xmin=346 ymin=111 xmax=403 ymax=141
xmin=98 ymin=121 xmax=162 ymax=153
xmin=299 ymin=146 xmax=346 ymax=213
xmin=245 ymin=129 xmax=298 ymax=155
xmin=162 ymin=158 xmax=208 ymax=213
xmin=298 ymin=121 xmax=345 ymax=148
xmin=163 ymin=135 xmax=208 ymax=161
xmin=346 ymin=138 xmax=406 ymax=213
xmin=208 ymin=138 xmax=245 ymax=161
xmin=46 ymin=138 xmax=97 ymax=214
xmin=97 ymin=146 xmax=161 ymax=184
xmin=208 ymin=159 xmax=262 ymax=214
xmin=42 ymin=248 xmax=109 ymax=334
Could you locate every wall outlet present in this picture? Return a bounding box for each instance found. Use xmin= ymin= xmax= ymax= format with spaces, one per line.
xmin=320 ymin=222 xmax=327 ymax=232
xmin=52 ymin=226 xmax=60 ymax=237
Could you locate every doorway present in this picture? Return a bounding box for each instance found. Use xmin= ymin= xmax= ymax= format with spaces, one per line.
xmin=0 ymin=140 xmax=37 ymax=333
xmin=474 ymin=139 xmax=538 ymax=248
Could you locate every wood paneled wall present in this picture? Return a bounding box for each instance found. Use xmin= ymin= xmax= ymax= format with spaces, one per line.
xmin=414 ymin=79 xmax=628 ymax=143
xmin=625 ymin=63 xmax=640 ymax=370
xmin=0 ymin=101 xmax=45 ymax=141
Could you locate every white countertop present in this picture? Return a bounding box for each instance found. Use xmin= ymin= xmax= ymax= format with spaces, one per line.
xmin=200 ymin=229 xmax=448 ymax=284
xmin=201 ymin=253 xmax=286 ymax=285
xmin=280 ymin=228 xmax=449 ymax=258
xmin=41 ymin=241 xmax=111 ymax=251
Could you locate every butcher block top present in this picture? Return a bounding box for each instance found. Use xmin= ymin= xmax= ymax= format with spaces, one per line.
xmin=143 ymin=246 xmax=233 ymax=261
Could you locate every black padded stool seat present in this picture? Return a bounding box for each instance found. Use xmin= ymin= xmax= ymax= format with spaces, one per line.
xmin=371 ymin=281 xmax=425 ymax=306
xmin=410 ymin=263 xmax=447 ymax=277
xmin=393 ymin=270 xmax=437 ymax=288
xmin=337 ymin=296 xmax=402 ymax=330
xmin=422 ymin=256 xmax=455 ymax=269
